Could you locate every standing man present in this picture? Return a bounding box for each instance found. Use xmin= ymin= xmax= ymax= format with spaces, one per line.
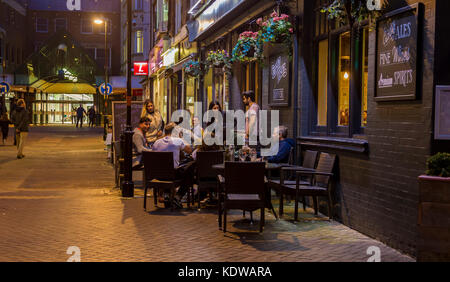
xmin=242 ymin=91 xmax=260 ymax=146
xmin=88 ymin=106 xmax=96 ymax=127
xmin=76 ymin=104 xmax=86 ymax=128
xmin=11 ymin=99 xmax=29 ymax=159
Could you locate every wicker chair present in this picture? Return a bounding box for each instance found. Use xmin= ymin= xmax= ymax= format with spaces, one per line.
xmin=196 ymin=151 xmax=224 ymax=210
xmin=218 ymin=162 xmax=266 ymax=233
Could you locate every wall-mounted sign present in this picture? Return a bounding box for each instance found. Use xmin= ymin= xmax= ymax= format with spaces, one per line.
xmin=133 ymin=62 xmax=149 ymax=76
xmin=112 ymin=101 xmax=143 ymax=142
xmin=99 ymin=83 xmax=113 ymax=95
xmin=435 ymin=86 xmax=450 ymax=140
xmin=375 ymin=3 xmax=424 ymax=102
xmin=268 ymin=47 xmax=290 ymax=107
xmin=162 ymin=48 xmax=178 ymax=67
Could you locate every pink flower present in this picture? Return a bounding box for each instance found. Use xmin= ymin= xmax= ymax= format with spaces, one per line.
xmin=280 ymin=14 xmax=289 ymax=20
xmin=262 ymin=22 xmax=268 ymax=27
xmin=270 ymin=11 xmax=278 ymax=18
xmin=273 ymin=17 xmax=281 ymax=22
xmin=256 ymin=18 xmax=262 ymax=25
xmin=289 ymin=28 xmax=293 ymax=33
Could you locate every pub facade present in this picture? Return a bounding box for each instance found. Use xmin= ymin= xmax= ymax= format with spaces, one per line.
xmin=185 ymin=0 xmax=449 ymax=257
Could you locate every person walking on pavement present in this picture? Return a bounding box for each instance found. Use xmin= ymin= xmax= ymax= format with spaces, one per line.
xmin=87 ymin=106 xmax=96 ymax=127
xmin=76 ymin=104 xmax=87 ymax=128
xmin=0 ymin=112 xmax=11 ymax=145
xmin=11 ymin=99 xmax=29 ymax=159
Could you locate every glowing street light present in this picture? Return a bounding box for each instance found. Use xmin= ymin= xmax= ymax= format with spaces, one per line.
xmin=94 ymin=19 xmax=104 ymax=25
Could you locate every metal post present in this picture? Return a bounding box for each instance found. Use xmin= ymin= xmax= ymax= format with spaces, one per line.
xmin=121 ymin=0 xmax=134 ymax=197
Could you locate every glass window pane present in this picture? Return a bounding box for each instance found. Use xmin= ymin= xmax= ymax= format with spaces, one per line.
xmin=317 ymin=39 xmax=328 ymax=126
xmin=338 ymin=32 xmax=350 ymax=126
xmin=362 ymin=28 xmax=369 ymax=127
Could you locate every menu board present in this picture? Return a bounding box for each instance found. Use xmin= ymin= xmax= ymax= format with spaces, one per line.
xmin=375 ymin=4 xmax=423 ymax=101
xmin=112 ymin=101 xmax=143 ymax=143
xmin=268 ymin=51 xmax=290 ymax=106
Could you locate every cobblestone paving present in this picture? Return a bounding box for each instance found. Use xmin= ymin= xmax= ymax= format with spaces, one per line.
xmin=0 ymin=126 xmax=415 ymax=262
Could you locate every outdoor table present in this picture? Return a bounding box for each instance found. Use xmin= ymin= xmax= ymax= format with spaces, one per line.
xmin=212 ymin=162 xmax=286 ymax=220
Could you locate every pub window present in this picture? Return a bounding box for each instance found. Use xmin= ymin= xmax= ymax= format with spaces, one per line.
xmin=338 ymin=32 xmax=350 ymax=126
xmin=317 ymin=39 xmax=328 ymax=126
xmin=55 ymin=18 xmax=67 ymax=32
xmin=36 ymin=18 xmax=48 ymax=33
xmin=361 ymin=28 xmax=369 ymax=127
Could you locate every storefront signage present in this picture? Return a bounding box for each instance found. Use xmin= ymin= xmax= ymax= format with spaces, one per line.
xmin=435 ymin=86 xmax=450 ymax=140
xmin=268 ymin=51 xmax=290 ymax=107
xmin=67 ymin=0 xmax=81 ymax=11
xmin=133 ymin=62 xmax=149 ymax=76
xmin=162 ymin=48 xmax=178 ymax=67
xmin=375 ymin=3 xmax=423 ymax=101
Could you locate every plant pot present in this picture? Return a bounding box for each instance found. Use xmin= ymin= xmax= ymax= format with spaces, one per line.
xmin=417 ymin=175 xmax=450 ymax=262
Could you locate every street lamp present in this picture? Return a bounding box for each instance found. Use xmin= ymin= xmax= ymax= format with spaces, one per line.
xmin=94 ymin=17 xmax=109 ymax=118
xmin=121 ymin=0 xmax=134 ymax=197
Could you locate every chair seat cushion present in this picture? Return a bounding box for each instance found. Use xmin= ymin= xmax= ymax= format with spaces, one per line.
xmin=227 ymin=194 xmax=260 ymax=201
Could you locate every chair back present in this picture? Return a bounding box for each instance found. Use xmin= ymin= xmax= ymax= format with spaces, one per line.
xmin=288 ymin=147 xmax=295 ymax=165
xmin=143 ymin=151 xmax=175 ymax=180
xmin=224 ymin=162 xmax=265 ymax=196
xmin=197 ymin=151 xmax=224 ymax=180
xmin=315 ymin=153 xmax=336 ymax=187
xmin=302 ymin=150 xmax=318 ymax=169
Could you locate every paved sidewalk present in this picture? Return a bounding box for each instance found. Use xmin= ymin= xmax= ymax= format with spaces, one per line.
xmin=0 ymin=126 xmax=414 ymax=262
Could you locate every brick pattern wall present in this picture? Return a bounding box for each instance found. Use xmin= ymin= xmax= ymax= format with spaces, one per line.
xmin=296 ymin=0 xmax=436 ymax=257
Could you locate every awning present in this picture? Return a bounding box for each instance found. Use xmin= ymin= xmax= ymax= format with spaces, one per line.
xmin=30 ymin=80 xmax=97 ymax=94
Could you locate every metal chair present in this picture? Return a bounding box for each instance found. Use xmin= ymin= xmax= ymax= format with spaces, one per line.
xmin=219 ymin=162 xmax=266 ymax=233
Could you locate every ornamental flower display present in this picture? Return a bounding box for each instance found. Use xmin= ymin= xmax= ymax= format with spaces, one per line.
xmin=257 ymin=11 xmax=294 ymax=54
xmin=205 ymin=49 xmax=232 ymax=75
xmin=183 ymin=60 xmax=203 ymax=78
xmin=232 ymin=31 xmax=263 ymax=63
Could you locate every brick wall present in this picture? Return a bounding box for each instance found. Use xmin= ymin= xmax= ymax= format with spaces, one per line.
xmin=296 ymin=0 xmax=437 ymax=257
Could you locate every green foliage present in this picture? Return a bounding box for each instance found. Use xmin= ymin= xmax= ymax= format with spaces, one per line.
xmin=320 ymin=0 xmax=383 ymax=27
xmin=205 ymin=50 xmax=232 ymax=76
xmin=183 ymin=60 xmax=203 ymax=78
xmin=257 ymin=11 xmax=294 ymax=57
xmin=426 ymin=153 xmax=450 ymax=177
xmin=231 ymin=31 xmax=263 ymax=63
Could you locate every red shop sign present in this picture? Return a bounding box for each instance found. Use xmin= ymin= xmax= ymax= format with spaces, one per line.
xmin=133 ymin=62 xmax=149 ymax=76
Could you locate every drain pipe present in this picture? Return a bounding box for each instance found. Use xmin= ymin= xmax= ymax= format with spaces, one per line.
xmin=293 ymin=15 xmax=299 ymax=165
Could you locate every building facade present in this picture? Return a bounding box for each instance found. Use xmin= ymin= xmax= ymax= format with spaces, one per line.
xmin=159 ymin=0 xmax=450 ymax=258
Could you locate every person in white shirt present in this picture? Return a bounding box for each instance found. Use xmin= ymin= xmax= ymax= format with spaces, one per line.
xmin=152 ymin=122 xmax=194 ymax=208
xmin=243 ymin=91 xmax=260 ymax=146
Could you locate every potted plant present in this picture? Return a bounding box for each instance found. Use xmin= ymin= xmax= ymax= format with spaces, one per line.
xmin=232 ymin=31 xmax=263 ymax=63
xmin=205 ymin=50 xmax=232 ymax=76
xmin=183 ymin=59 xmax=203 ymax=78
xmin=257 ymin=11 xmax=294 ymax=56
xmin=418 ymin=152 xmax=450 ymax=262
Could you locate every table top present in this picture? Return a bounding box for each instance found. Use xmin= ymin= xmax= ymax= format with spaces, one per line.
xmin=212 ymin=162 xmax=285 ymax=171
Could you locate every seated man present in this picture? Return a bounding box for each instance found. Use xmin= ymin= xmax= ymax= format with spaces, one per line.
xmin=132 ymin=117 xmax=152 ymax=168
xmin=152 ymin=122 xmax=194 ymax=208
xmin=267 ymin=126 xmax=295 ymax=164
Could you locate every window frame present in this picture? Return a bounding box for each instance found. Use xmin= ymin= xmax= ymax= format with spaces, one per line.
xmin=54 ymin=18 xmax=67 ymax=32
xmin=36 ymin=17 xmax=48 ymax=33
xmin=80 ymin=18 xmax=94 ymax=34
xmin=311 ymin=2 xmax=369 ymax=138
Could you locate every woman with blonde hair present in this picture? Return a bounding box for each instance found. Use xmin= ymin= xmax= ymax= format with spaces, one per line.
xmin=140 ymin=100 xmax=164 ymax=146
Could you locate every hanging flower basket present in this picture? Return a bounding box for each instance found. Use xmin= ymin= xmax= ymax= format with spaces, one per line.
xmin=205 ymin=50 xmax=232 ymax=76
xmin=183 ymin=60 xmax=203 ymax=78
xmin=257 ymin=11 xmax=294 ymax=56
xmin=232 ymin=31 xmax=263 ymax=63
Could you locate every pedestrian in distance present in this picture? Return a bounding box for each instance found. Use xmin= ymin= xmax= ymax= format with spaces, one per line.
xmin=0 ymin=112 xmax=11 ymax=145
xmin=76 ymin=104 xmax=87 ymax=128
xmin=11 ymin=99 xmax=29 ymax=159
xmin=87 ymin=106 xmax=96 ymax=127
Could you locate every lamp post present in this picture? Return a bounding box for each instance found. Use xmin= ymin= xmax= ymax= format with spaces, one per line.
xmin=94 ymin=17 xmax=109 ymax=118
xmin=121 ymin=0 xmax=134 ymax=197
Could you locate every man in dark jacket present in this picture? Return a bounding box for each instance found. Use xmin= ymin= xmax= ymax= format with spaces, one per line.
xmin=87 ymin=106 xmax=96 ymax=127
xmin=267 ymin=126 xmax=295 ymax=164
xmin=11 ymin=99 xmax=29 ymax=159
xmin=76 ymin=104 xmax=87 ymax=128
